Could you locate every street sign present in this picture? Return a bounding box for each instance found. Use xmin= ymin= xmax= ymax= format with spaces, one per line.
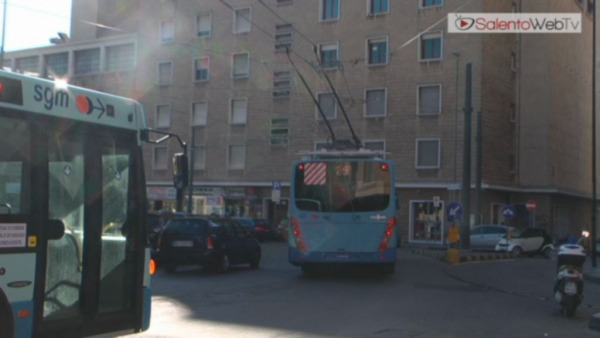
xmin=526 ymin=200 xmax=537 ymax=212
xmin=447 ymin=202 xmax=463 ymax=221
xmin=271 ymin=189 xmax=281 ymax=204
xmin=272 ymin=181 xmax=282 ymax=190
xmin=502 ymin=205 xmax=516 ymax=220
xmin=433 ymin=196 xmax=441 ymax=208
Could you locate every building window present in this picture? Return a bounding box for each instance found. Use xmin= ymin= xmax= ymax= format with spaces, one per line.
xmin=416 ymin=138 xmax=441 ymax=169
xmin=15 ymin=56 xmax=39 ymax=75
xmin=228 ymin=144 xmax=246 ymax=170
xmin=158 ymin=61 xmax=173 ymax=85
xmin=194 ymin=57 xmax=210 ymax=82
xmin=270 ymin=118 xmax=289 ymax=146
xmin=363 ymin=140 xmax=385 ymax=159
xmin=44 ymin=52 xmax=68 ymax=78
xmin=417 ymin=84 xmax=442 ymax=115
xmin=196 ymin=13 xmax=212 ymax=38
xmin=192 ymin=101 xmax=208 ymax=126
xmin=421 ymin=0 xmax=443 ymax=8
xmin=230 ymin=98 xmax=248 ymax=125
xmin=154 ymin=146 xmax=168 ymax=170
xmin=234 ymin=7 xmax=251 ymax=33
xmin=193 ymin=146 xmax=206 ymax=170
xmin=420 ymin=32 xmax=442 ymax=61
xmin=273 ymin=70 xmax=292 ymax=98
xmin=315 ymin=141 xmax=329 ymax=151
xmin=369 ymin=0 xmax=389 ymax=15
xmin=232 ymin=53 xmax=250 ymax=78
xmin=317 ymin=92 xmax=336 ymax=120
xmin=156 ymin=105 xmax=171 ymax=129
xmin=320 ymin=0 xmax=340 ymax=21
xmin=365 ymin=88 xmax=387 ymax=117
xmin=319 ymin=42 xmax=339 ymax=69
xmin=105 ymin=43 xmax=135 ymax=72
xmin=277 ymin=0 xmax=293 ymax=4
xmin=367 ymin=37 xmax=388 ymax=65
xmin=160 ymin=20 xmax=175 ymax=43
xmin=74 ymin=48 xmax=100 ymax=75
xmin=275 ymin=23 xmax=293 ymax=52
xmin=364 ymin=140 xmax=385 ymax=151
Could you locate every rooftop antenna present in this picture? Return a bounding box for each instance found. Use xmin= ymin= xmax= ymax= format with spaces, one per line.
xmin=312 ymin=45 xmax=362 ymax=149
xmin=285 ymin=47 xmax=337 ymax=148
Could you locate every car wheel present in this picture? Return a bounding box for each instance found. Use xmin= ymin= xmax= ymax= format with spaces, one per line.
xmin=164 ymin=262 xmax=177 ymax=274
xmin=511 ymin=246 xmax=523 ymax=257
xmin=249 ymin=252 xmax=260 ymax=269
xmin=217 ymin=254 xmax=230 ymax=273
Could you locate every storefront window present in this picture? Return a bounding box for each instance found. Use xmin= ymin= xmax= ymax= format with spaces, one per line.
xmin=410 ymin=200 xmax=445 ymax=243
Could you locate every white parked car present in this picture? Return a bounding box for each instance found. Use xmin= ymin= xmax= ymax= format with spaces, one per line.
xmin=470 ymin=225 xmax=514 ymax=251
xmin=495 ymin=227 xmax=555 ymax=258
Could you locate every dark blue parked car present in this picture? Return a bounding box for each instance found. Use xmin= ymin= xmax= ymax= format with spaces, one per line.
xmin=233 ymin=217 xmax=279 ymax=242
xmin=155 ymin=216 xmax=261 ymax=273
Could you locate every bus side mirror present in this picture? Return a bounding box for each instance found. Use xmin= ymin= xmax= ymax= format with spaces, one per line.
xmin=173 ymin=153 xmax=189 ymax=189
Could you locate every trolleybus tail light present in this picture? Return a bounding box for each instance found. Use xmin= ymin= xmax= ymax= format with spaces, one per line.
xmin=291 ymin=218 xmax=308 ymax=252
xmin=298 ymin=164 xmax=305 ymax=171
xmin=256 ymin=226 xmax=266 ymax=232
xmin=207 ymin=237 xmax=215 ymax=250
xmin=149 ymin=259 xmax=157 ymax=276
xmin=378 ymin=217 xmax=397 ymax=252
xmin=18 ymin=310 xmax=30 ymax=318
xmin=380 ymin=163 xmax=389 ymax=171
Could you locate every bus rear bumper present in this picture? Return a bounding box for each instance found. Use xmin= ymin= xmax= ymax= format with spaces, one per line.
xmin=289 ymin=247 xmax=396 ymax=266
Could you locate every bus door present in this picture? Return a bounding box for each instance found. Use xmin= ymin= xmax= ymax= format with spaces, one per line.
xmin=39 ymin=124 xmax=142 ymax=336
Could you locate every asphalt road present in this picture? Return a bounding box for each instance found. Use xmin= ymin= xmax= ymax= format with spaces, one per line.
xmin=128 ymin=242 xmax=600 ymax=338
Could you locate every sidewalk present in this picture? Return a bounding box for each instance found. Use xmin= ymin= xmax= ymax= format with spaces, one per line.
xmin=408 ymin=245 xmax=515 ymax=264
xmin=585 ymin=258 xmax=600 ymax=285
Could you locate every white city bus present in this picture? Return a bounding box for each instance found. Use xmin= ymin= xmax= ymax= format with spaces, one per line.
xmin=0 ymin=70 xmax=156 ymax=337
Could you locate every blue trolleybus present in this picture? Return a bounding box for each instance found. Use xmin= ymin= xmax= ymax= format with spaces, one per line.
xmin=288 ymin=150 xmax=398 ymax=275
xmin=0 ymin=70 xmax=157 ymax=337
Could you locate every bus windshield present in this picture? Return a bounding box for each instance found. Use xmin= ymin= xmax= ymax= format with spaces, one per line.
xmin=294 ymin=161 xmax=391 ymax=213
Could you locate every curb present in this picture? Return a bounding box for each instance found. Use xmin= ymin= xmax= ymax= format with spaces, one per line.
xmin=410 ymin=248 xmax=514 ymax=264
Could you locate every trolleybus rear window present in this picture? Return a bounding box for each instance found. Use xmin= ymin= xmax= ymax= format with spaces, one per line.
xmin=294 ymin=161 xmax=391 ymax=212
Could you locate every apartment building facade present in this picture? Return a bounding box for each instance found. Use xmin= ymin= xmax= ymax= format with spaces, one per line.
xmin=5 ymin=0 xmax=596 ymax=245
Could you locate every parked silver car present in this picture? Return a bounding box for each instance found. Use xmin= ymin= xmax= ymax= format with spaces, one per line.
xmin=470 ymin=225 xmax=514 ymax=251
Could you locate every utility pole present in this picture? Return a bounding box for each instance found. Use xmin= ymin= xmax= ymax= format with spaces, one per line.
xmin=0 ymin=0 xmax=7 ymax=67
xmin=592 ymin=0 xmax=598 ymax=268
xmin=476 ymin=110 xmax=482 ymax=226
xmin=187 ymin=127 xmax=196 ymax=214
xmin=461 ymin=63 xmax=473 ymax=249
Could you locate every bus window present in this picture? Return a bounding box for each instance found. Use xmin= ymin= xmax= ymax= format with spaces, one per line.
xmin=0 ymin=116 xmax=30 ymax=214
xmin=294 ymin=161 xmax=391 ymax=213
xmin=45 ymin=136 xmax=85 ymax=320
xmin=99 ymin=143 xmax=134 ymax=314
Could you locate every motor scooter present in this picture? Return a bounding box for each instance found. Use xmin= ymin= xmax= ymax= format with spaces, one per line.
xmin=553 ymin=231 xmax=588 ymax=318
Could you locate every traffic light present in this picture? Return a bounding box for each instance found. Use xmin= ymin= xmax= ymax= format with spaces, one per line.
xmin=173 ymin=153 xmax=189 ymax=189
